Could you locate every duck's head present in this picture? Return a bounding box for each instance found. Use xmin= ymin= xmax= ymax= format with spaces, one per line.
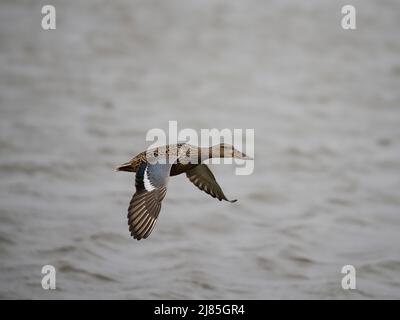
xmin=210 ymin=143 xmax=252 ymax=160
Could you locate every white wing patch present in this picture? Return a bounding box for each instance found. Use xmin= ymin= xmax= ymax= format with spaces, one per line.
xmin=143 ymin=168 xmax=156 ymax=192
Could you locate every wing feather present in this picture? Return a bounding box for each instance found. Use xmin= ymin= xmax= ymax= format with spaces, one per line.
xmin=186 ymin=164 xmax=237 ymax=203
xmin=127 ymin=161 xmax=171 ymax=240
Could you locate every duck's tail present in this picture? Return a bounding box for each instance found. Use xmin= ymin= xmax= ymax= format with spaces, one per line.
xmin=115 ymin=162 xmax=136 ymax=172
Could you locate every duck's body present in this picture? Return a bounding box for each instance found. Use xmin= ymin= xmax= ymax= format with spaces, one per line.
xmin=117 ymin=143 xmax=198 ymax=176
xmin=117 ymin=143 xmax=251 ymax=240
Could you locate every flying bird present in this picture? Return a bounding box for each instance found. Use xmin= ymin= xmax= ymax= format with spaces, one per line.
xmin=117 ymin=143 xmax=252 ymax=240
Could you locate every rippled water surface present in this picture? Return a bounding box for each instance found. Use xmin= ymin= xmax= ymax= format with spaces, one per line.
xmin=1 ymin=0 xmax=400 ymax=299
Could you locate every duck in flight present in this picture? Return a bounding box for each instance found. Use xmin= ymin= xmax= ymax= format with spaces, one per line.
xmin=117 ymin=143 xmax=252 ymax=240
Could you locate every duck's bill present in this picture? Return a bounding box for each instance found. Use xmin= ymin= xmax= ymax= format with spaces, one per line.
xmin=233 ymin=150 xmax=253 ymax=160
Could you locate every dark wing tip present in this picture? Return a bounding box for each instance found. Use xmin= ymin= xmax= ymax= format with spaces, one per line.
xmin=221 ymin=197 xmax=237 ymax=203
xmin=129 ymin=213 xmax=158 ymax=240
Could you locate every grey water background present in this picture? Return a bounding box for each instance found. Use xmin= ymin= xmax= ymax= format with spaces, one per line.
xmin=0 ymin=0 xmax=399 ymax=299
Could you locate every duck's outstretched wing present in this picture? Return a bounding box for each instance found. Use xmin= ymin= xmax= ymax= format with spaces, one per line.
xmin=128 ymin=161 xmax=172 ymax=240
xmin=186 ymin=164 xmax=237 ymax=203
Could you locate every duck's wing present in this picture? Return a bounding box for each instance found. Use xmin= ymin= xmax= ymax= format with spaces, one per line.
xmin=128 ymin=161 xmax=172 ymax=240
xmin=186 ymin=164 xmax=237 ymax=203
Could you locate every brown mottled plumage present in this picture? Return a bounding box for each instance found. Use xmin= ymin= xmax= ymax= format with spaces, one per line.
xmin=117 ymin=143 xmax=251 ymax=240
